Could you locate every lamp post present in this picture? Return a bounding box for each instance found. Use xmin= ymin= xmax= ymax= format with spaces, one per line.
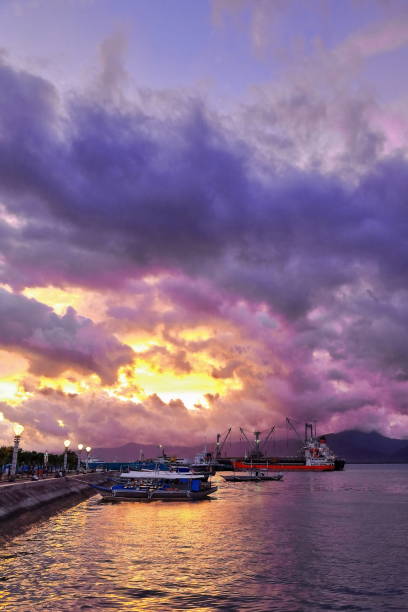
xmin=63 ymin=439 xmax=71 ymax=473
xmin=77 ymin=443 xmax=83 ymax=472
xmin=10 ymin=424 xmax=24 ymax=481
xmin=85 ymin=446 xmax=92 ymax=471
xmin=44 ymin=450 xmax=48 ymax=477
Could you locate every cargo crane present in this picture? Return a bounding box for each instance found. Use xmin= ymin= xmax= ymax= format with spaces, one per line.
xmin=239 ymin=426 xmax=276 ymax=460
xmin=286 ymin=417 xmax=317 ymax=443
xmin=286 ymin=417 xmax=304 ymax=455
xmin=233 ymin=418 xmax=345 ymax=472
xmin=286 ymin=416 xmax=302 ymax=440
xmin=215 ymin=427 xmax=232 ymax=459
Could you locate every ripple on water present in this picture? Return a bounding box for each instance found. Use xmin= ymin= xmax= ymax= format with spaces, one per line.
xmin=0 ymin=466 xmax=407 ymax=611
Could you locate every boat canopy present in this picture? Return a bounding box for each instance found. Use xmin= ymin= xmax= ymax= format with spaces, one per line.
xmin=120 ymin=471 xmax=205 ymax=480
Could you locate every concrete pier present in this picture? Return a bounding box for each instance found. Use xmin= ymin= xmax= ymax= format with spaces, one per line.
xmin=0 ymin=472 xmax=113 ymax=542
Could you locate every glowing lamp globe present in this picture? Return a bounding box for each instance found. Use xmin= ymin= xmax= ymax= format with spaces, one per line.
xmin=64 ymin=439 xmax=71 ymax=449
xmin=78 ymin=443 xmax=84 ymax=451
xmin=86 ymin=446 xmax=91 ymax=453
xmin=13 ymin=423 xmax=24 ymax=436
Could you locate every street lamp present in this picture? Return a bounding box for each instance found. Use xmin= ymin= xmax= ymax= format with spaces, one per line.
xmin=63 ymin=439 xmax=71 ymax=472
xmin=85 ymin=446 xmax=92 ymax=471
xmin=77 ymin=443 xmax=83 ymax=472
xmin=10 ymin=424 xmax=24 ymax=481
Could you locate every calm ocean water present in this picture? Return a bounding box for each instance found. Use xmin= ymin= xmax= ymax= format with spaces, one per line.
xmin=0 ymin=465 xmax=407 ymax=611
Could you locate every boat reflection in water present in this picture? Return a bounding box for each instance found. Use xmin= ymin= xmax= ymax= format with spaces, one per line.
xmin=93 ymin=470 xmax=217 ymax=501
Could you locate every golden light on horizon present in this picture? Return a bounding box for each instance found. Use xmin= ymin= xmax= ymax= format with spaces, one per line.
xmin=37 ymin=375 xmax=93 ymax=396
xmin=22 ymin=286 xmax=107 ymax=321
xmin=0 ymin=280 xmax=246 ymax=433
xmin=179 ymin=326 xmax=214 ymax=342
xmin=0 ymin=341 xmax=243 ymax=415
xmin=115 ymin=360 xmax=242 ymax=410
xmin=0 ymin=380 xmax=32 ymax=405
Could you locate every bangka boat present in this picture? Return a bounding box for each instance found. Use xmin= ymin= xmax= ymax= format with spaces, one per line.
xmin=189 ymin=448 xmax=215 ymax=475
xmin=222 ymin=472 xmax=283 ymax=482
xmin=92 ymin=470 xmax=217 ymax=501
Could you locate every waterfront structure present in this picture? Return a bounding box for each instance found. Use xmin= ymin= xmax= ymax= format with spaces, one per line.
xmin=63 ymin=439 xmax=71 ymax=472
xmin=10 ymin=424 xmax=24 ymax=480
xmin=77 ymin=444 xmax=83 ymax=471
xmin=85 ymin=446 xmax=92 ymax=470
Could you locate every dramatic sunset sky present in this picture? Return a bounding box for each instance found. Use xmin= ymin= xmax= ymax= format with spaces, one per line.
xmin=0 ymin=0 xmax=408 ymax=451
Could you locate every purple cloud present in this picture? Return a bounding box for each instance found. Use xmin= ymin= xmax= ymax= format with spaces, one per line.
xmin=0 ymin=53 xmax=408 ymax=442
xmin=0 ymin=289 xmax=133 ymax=383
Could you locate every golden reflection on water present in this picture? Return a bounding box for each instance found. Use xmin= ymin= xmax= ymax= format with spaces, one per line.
xmin=0 ymin=467 xmax=408 ymax=611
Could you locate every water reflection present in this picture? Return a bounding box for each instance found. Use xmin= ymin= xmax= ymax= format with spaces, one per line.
xmin=0 ymin=466 xmax=407 ymax=611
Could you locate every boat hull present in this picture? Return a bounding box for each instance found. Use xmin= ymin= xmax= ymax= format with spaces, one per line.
xmin=233 ymin=461 xmax=338 ymax=472
xmin=222 ymin=474 xmax=283 ymax=482
xmin=99 ymin=486 xmax=217 ymax=502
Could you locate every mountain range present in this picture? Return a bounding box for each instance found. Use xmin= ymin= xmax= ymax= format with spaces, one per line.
xmin=325 ymin=430 xmax=408 ymax=463
xmin=92 ymin=430 xmax=408 ymax=463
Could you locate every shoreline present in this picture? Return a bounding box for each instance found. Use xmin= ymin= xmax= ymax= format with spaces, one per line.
xmin=0 ymin=472 xmax=113 ymax=543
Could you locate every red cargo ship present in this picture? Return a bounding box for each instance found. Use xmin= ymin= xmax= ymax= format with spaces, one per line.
xmin=233 ymin=423 xmax=345 ymax=472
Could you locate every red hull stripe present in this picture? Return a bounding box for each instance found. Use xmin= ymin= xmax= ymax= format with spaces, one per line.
xmin=233 ymin=462 xmax=335 ymax=471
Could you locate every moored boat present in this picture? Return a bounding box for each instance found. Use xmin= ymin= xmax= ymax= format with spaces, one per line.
xmin=92 ymin=470 xmax=217 ymax=501
xmin=234 ymin=423 xmax=345 ymax=472
xmin=189 ymin=448 xmax=215 ymax=475
xmin=222 ymin=471 xmax=283 ymax=482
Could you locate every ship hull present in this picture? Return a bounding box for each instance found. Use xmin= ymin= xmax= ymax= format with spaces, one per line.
xmin=233 ymin=461 xmax=339 ymax=472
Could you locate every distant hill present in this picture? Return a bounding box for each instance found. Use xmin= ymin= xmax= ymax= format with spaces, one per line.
xmin=91 ymin=438 xmax=294 ymax=462
xmin=93 ymin=430 xmax=408 ymax=463
xmin=91 ymin=441 xmax=205 ymax=462
xmin=325 ymin=430 xmax=408 ymax=463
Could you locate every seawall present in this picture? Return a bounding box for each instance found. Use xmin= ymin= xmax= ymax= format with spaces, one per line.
xmin=0 ymin=473 xmax=113 ymax=542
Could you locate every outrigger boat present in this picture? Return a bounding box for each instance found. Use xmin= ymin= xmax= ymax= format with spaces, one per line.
xmin=92 ymin=470 xmax=217 ymax=502
xmin=222 ymin=471 xmax=283 ymax=482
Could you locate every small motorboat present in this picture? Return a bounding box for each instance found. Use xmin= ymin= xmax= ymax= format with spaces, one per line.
xmin=222 ymin=471 xmax=283 ymax=482
xmin=90 ymin=470 xmax=217 ymax=501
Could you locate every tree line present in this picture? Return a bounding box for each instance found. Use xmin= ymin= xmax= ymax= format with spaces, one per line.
xmin=0 ymin=446 xmax=79 ymax=471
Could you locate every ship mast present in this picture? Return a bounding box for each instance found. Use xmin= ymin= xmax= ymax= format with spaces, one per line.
xmin=305 ymin=423 xmax=314 ymax=442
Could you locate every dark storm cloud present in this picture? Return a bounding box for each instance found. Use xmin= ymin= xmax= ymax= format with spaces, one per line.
xmin=1 ymin=57 xmax=408 ymax=437
xmin=1 ymin=56 xmax=408 ymax=319
xmin=0 ymin=289 xmax=133 ymax=383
